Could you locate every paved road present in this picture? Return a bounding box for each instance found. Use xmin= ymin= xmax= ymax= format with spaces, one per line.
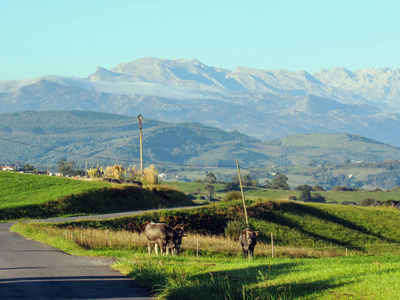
xmin=0 ymin=206 xmax=201 ymax=299
xmin=0 ymin=219 xmax=155 ymax=299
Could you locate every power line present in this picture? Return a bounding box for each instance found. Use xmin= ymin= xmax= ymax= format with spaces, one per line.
xmin=0 ymin=135 xmax=248 ymax=170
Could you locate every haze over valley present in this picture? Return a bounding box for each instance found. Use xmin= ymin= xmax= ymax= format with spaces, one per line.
xmin=2 ymin=57 xmax=400 ymax=146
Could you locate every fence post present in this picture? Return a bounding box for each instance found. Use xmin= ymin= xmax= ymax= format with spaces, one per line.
xmin=271 ymin=233 xmax=274 ymax=258
xmin=196 ymin=237 xmax=199 ymax=257
xmin=346 ymin=248 xmax=348 ymax=256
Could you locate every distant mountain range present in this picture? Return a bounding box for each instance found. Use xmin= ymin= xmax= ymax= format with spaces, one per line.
xmin=1 ymin=58 xmax=400 ymax=145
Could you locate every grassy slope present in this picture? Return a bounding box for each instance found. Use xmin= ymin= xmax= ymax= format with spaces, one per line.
xmin=0 ymin=171 xmax=109 ymax=208
xmin=12 ymin=198 xmax=400 ymax=299
xmin=11 ymin=221 xmax=400 ymax=299
xmin=0 ymin=172 xmax=195 ymax=220
xmin=166 ymin=181 xmax=400 ymax=204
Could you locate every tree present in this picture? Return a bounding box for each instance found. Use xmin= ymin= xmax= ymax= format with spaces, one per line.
xmin=313 ymin=185 xmax=325 ymax=192
xmin=57 ymin=158 xmax=75 ymax=176
xmin=242 ymin=174 xmax=253 ymax=186
xmin=266 ymin=173 xmax=290 ymax=190
xmin=308 ymin=159 xmax=317 ymax=167
xmin=224 ymin=181 xmax=239 ymax=191
xmin=299 ymin=189 xmax=311 ymax=202
xmin=295 ymin=184 xmax=312 ymax=192
xmin=204 ymin=172 xmax=217 ymax=184
xmin=204 ymin=184 xmax=215 ymax=201
xmin=23 ymin=164 xmax=37 ymax=172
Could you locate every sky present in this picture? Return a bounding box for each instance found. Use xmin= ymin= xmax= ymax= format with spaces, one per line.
xmin=1 ymin=0 xmax=400 ymax=80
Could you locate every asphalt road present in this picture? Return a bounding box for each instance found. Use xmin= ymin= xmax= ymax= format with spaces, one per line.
xmin=0 ymin=218 xmax=155 ymax=299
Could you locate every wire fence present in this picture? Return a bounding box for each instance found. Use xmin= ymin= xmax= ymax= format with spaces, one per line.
xmin=60 ymin=227 xmax=400 ymax=259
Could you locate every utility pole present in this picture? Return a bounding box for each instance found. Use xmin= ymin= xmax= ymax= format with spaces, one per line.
xmin=236 ymin=159 xmax=249 ymax=227
xmin=138 ymin=114 xmax=144 ymax=173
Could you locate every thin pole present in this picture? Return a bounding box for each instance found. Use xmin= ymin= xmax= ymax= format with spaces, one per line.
xmin=138 ymin=114 xmax=144 ymax=174
xmin=236 ymin=159 xmax=249 ymax=227
xmin=271 ymin=233 xmax=274 ymax=258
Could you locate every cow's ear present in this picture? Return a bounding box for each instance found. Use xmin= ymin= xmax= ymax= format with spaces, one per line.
xmin=254 ymin=231 xmax=259 ymax=236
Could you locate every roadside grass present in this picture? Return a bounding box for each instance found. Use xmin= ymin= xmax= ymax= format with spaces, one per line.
xmin=26 ymin=199 xmax=400 ymax=253
xmin=12 ymin=222 xmax=400 ymax=299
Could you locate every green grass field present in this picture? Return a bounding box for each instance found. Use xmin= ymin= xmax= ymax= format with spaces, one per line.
xmin=0 ymin=171 xmax=109 ymax=208
xmin=12 ymin=215 xmax=400 ymax=300
xmin=6 ymin=172 xmax=400 ymax=298
xmin=0 ymin=172 xmax=195 ymax=220
xmin=166 ymin=181 xmax=400 ymax=205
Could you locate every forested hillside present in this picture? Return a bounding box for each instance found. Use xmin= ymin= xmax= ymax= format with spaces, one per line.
xmin=2 ymin=110 xmax=400 ymax=189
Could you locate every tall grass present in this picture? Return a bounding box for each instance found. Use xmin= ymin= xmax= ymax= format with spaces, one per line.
xmin=15 ymin=223 xmax=353 ymax=258
xmin=12 ymin=221 xmax=400 ymax=300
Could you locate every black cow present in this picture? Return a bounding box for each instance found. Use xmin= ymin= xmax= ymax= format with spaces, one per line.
xmin=239 ymin=228 xmax=258 ymax=260
xmin=145 ymin=222 xmax=185 ymax=256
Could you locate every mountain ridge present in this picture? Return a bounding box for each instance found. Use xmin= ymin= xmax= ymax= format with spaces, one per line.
xmin=2 ymin=57 xmax=400 ymax=145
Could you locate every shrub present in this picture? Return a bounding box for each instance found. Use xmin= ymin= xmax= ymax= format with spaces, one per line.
xmin=103 ymin=164 xmax=126 ymax=180
xmin=342 ymin=201 xmax=357 ymax=206
xmin=298 ymin=189 xmax=311 ymax=202
xmin=288 ymin=195 xmax=297 ymax=201
xmin=224 ymin=182 xmax=239 ymax=191
xmin=224 ymin=220 xmax=247 ymax=240
xmin=295 ymin=184 xmax=312 ymax=192
xmin=361 ymin=198 xmax=375 ymax=206
xmin=142 ymin=165 xmax=159 ymax=185
xmin=223 ymin=191 xmax=242 ymax=202
xmin=310 ymin=193 xmax=326 ymax=203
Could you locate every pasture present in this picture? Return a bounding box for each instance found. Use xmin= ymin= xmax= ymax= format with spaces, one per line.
xmin=0 ymin=171 xmax=109 ymax=208
xmin=12 ymin=221 xmax=400 ymax=299
xmin=167 ymin=180 xmax=400 ymax=204
xmin=0 ymin=172 xmax=195 ymax=220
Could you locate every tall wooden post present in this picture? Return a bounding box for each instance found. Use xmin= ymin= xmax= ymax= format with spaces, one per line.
xmin=236 ymin=159 xmax=249 ymax=227
xmin=138 ymin=114 xmax=144 ymax=173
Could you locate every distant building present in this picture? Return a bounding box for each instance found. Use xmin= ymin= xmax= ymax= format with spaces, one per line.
xmin=158 ymin=173 xmax=167 ymax=180
xmin=1 ymin=165 xmax=21 ymax=171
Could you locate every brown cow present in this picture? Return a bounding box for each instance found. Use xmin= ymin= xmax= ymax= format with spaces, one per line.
xmin=239 ymin=228 xmax=258 ymax=260
xmin=145 ymin=222 xmax=185 ymax=256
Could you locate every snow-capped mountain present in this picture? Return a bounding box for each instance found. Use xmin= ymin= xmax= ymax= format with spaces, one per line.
xmin=1 ymin=57 xmax=400 ymax=145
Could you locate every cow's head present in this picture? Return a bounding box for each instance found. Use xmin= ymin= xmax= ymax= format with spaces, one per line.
xmin=169 ymin=224 xmax=185 ymax=255
xmin=242 ymin=228 xmax=258 ymax=244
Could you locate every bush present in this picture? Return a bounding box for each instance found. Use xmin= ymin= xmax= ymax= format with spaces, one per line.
xmin=288 ymin=195 xmax=297 ymax=201
xmin=224 ymin=182 xmax=239 ymax=191
xmin=224 ymin=220 xmax=247 ymax=240
xmin=298 ymin=189 xmax=311 ymax=202
xmin=310 ymin=193 xmax=326 ymax=203
xmin=361 ymin=198 xmax=375 ymax=206
xmin=342 ymin=201 xmax=357 ymax=206
xmin=223 ymin=191 xmax=242 ymax=202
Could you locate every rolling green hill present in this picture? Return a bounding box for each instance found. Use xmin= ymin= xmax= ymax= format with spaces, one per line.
xmin=2 ymin=110 xmax=400 ymax=189
xmin=0 ymin=171 xmax=195 ymax=220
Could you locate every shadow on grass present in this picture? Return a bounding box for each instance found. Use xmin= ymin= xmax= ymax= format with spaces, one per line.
xmin=258 ymin=202 xmax=400 ymax=250
xmin=159 ymin=261 xmax=359 ymax=300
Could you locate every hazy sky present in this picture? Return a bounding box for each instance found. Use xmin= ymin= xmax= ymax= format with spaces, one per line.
xmin=1 ymin=0 xmax=399 ymax=80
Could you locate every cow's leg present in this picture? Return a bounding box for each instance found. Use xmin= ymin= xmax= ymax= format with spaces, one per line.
xmin=154 ymin=243 xmax=159 ymax=256
xmin=147 ymin=241 xmax=151 ymax=255
xmin=159 ymin=242 xmax=165 ymax=256
xmin=242 ymin=248 xmax=247 ymax=258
